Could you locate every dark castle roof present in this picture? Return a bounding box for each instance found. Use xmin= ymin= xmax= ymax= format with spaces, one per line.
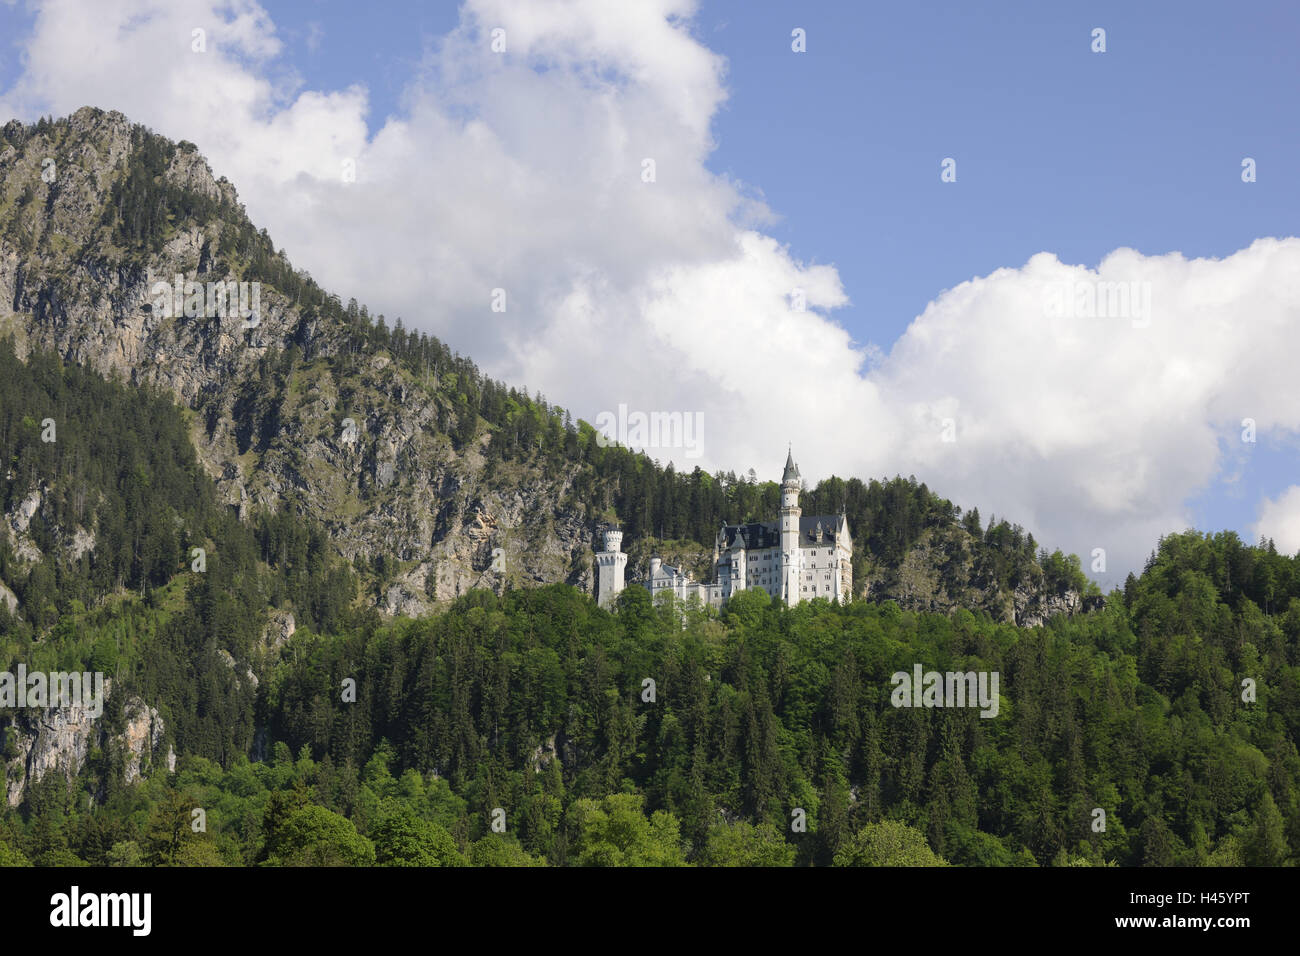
xmin=719 ymin=522 xmax=780 ymax=550
xmin=718 ymin=516 xmax=845 ymax=550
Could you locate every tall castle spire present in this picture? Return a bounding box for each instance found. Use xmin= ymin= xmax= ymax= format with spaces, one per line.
xmin=782 ymin=446 xmax=801 ymax=484
xmin=779 ymin=449 xmax=802 ymax=604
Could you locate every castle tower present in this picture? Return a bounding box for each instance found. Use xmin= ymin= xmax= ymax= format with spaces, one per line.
xmin=595 ymin=527 xmax=627 ymax=608
xmin=780 ymin=449 xmax=802 ymax=604
xmin=836 ymin=507 xmax=853 ymax=603
xmin=729 ymin=528 xmax=747 ymax=597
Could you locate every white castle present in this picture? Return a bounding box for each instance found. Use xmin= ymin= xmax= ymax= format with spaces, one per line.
xmin=596 ymin=450 xmax=853 ymax=609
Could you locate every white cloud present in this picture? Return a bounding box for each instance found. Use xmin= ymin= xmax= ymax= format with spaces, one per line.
xmin=2 ymin=0 xmax=1299 ymax=582
xmin=874 ymin=239 xmax=1300 ymax=581
xmin=1254 ymin=486 xmax=1300 ymax=556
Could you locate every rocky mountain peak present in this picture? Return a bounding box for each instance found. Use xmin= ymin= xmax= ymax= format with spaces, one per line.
xmin=0 ymin=109 xmax=596 ymax=620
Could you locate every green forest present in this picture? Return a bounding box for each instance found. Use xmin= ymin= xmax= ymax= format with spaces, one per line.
xmin=1 ymin=336 xmax=1297 ymax=866
xmin=2 ymin=537 xmax=1297 ymax=867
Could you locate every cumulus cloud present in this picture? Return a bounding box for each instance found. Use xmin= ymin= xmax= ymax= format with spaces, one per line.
xmin=2 ymin=0 xmax=1298 ymax=582
xmin=875 ymin=239 xmax=1300 ymax=581
xmin=1254 ymin=486 xmax=1300 ymax=557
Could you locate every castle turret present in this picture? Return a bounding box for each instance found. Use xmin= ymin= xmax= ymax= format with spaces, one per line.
xmin=729 ymin=529 xmax=747 ymax=596
xmin=596 ymin=526 xmax=627 ymax=608
xmin=780 ymin=449 xmax=802 ymax=604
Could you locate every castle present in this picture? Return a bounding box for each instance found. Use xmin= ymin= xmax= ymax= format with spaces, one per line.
xmin=595 ymin=450 xmax=853 ymax=609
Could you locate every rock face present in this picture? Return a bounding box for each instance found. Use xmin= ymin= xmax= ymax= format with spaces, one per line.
xmin=2 ymin=679 xmax=167 ymax=806
xmin=4 ymin=703 xmax=97 ymax=807
xmin=0 ymin=107 xmax=599 ymax=617
xmin=5 ymin=487 xmax=47 ymax=562
xmin=120 ymin=698 xmax=167 ymax=785
xmin=861 ymin=524 xmax=1102 ymax=627
xmin=261 ymin=610 xmax=296 ymax=651
xmin=1014 ymin=586 xmax=1105 ymax=629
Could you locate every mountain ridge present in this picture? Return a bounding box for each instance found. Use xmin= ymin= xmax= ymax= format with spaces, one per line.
xmin=2 ymin=106 xmax=595 ymax=618
xmin=0 ymin=106 xmax=1098 ymax=626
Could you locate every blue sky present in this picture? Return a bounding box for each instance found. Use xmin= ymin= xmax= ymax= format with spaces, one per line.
xmin=1 ymin=0 xmax=1298 ymax=575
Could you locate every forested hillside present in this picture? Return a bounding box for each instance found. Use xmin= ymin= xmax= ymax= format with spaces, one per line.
xmin=0 ymin=110 xmax=1296 ymax=868
xmin=3 ymin=528 xmax=1297 ymax=867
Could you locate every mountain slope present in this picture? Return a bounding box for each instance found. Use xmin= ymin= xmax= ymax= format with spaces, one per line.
xmin=1 ymin=108 xmax=595 ymax=617
xmin=0 ymin=107 xmax=1096 ymax=626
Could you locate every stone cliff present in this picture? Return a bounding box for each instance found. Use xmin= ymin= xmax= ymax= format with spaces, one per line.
xmin=0 ymin=107 xmax=599 ymax=620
